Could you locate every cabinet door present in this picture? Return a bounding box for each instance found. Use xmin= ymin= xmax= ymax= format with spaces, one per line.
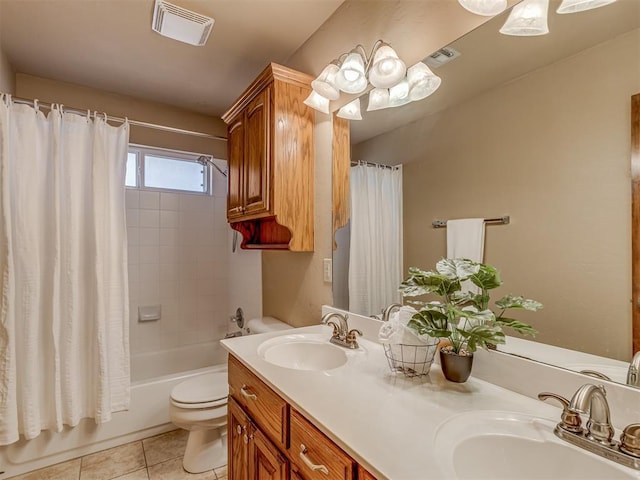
xmin=243 ymin=86 xmax=271 ymax=217
xmin=250 ymin=426 xmax=288 ymax=480
xmin=227 ymin=115 xmax=245 ymax=220
xmin=229 ymin=397 xmax=251 ymax=480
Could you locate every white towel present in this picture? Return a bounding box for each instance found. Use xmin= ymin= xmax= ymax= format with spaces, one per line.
xmin=446 ymin=218 xmax=485 ymax=294
xmin=446 ymin=218 xmax=485 ymax=262
xmin=378 ymin=306 xmax=434 ymax=345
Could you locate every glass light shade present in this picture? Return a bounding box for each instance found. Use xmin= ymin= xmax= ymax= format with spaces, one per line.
xmin=368 ymin=45 xmax=407 ymax=89
xmin=556 ymin=0 xmax=616 ymax=13
xmin=389 ymin=79 xmax=411 ymax=107
xmin=457 ymin=0 xmax=508 ymax=16
xmin=336 ymin=52 xmax=368 ymax=94
xmin=311 ymin=63 xmax=340 ymax=101
xmin=407 ymin=62 xmax=442 ymax=101
xmin=367 ymin=88 xmax=390 ymax=111
xmin=303 ymin=91 xmax=330 ymax=114
xmin=336 ymin=98 xmax=362 ymax=120
xmin=499 ymin=0 xmax=549 ymax=36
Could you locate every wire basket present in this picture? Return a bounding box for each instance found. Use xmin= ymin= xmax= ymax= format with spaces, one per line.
xmin=383 ymin=341 xmax=439 ymax=377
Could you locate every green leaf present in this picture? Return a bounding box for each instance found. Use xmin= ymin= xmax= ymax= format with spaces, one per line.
xmin=458 ymin=324 xmax=506 ymax=353
xmin=495 ymin=294 xmax=543 ymax=311
xmin=496 ymin=317 xmax=538 ymax=337
xmin=399 ymin=268 xmax=454 ymax=297
xmin=469 ymin=264 xmax=502 ymax=291
xmin=436 ymin=258 xmax=479 ymax=281
xmin=459 ymin=307 xmax=496 ymax=326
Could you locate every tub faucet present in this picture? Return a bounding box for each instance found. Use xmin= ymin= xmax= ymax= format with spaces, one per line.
xmin=569 ymin=384 xmax=614 ymax=445
xmin=627 ymin=352 xmax=640 ymax=387
xmin=321 ymin=312 xmax=362 ymax=349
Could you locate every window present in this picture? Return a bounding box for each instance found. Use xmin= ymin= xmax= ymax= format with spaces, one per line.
xmin=126 ymin=145 xmax=211 ymax=194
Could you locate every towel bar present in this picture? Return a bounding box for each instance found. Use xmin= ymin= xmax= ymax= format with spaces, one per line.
xmin=432 ymin=216 xmax=510 ymax=228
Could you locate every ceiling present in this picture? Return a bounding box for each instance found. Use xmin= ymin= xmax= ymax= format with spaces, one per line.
xmin=351 ymin=0 xmax=640 ymax=144
xmin=0 ymin=0 xmax=344 ymax=117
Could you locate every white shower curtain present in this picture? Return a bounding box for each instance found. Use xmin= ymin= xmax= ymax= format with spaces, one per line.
xmin=0 ymin=96 xmax=130 ymax=445
xmin=349 ymin=163 xmax=403 ymax=316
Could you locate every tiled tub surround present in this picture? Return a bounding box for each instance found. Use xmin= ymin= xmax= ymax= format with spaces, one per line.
xmin=125 ymin=180 xmax=230 ymax=376
xmin=0 ymin=366 xmax=226 ymax=479
xmin=221 ymin=309 xmax=640 ymax=480
xmin=6 ymin=429 xmax=228 ymax=480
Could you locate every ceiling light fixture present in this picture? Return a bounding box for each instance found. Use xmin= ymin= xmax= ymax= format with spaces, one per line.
xmin=337 ymin=98 xmax=363 ymax=120
xmin=305 ymin=40 xmax=441 ymax=119
xmin=499 ymin=0 xmax=550 ymax=36
xmin=459 ymin=0 xmax=618 ymax=37
xmin=303 ymin=91 xmax=330 ymax=114
xmin=458 ymin=0 xmax=508 ymax=16
xmin=556 ymin=0 xmax=617 ymax=14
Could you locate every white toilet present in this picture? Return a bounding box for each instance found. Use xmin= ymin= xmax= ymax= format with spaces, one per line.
xmin=169 ymin=316 xmax=290 ymax=473
xmin=169 ymin=371 xmax=229 ymax=473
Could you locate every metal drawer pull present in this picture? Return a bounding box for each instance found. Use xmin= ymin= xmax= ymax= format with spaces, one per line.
xmin=240 ymin=385 xmax=257 ymax=400
xmin=299 ymin=444 xmax=329 ymax=475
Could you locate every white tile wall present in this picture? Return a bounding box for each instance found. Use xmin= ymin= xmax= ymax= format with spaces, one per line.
xmin=125 ymin=163 xmax=259 ymax=358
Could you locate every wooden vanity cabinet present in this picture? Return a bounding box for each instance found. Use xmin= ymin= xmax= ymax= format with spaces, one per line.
xmin=228 ymin=355 xmax=372 ymax=480
xmin=222 ymin=63 xmax=314 ymax=252
xmin=289 ymin=409 xmax=355 ymax=480
xmin=229 ymin=396 xmax=288 ymax=480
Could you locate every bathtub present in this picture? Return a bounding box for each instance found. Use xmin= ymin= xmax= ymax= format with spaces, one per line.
xmin=0 ymin=342 xmax=228 ymax=479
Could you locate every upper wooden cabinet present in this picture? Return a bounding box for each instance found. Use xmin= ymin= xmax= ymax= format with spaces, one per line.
xmin=222 ymin=63 xmax=315 ymax=252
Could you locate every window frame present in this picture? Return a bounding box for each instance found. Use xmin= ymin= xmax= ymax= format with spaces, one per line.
xmin=127 ymin=144 xmax=212 ymax=196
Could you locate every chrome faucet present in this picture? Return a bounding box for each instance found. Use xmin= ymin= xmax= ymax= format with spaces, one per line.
xmin=569 ymin=384 xmax=614 ymax=445
xmin=321 ymin=312 xmax=362 ymax=349
xmin=540 ymin=384 xmax=640 ymax=470
xmin=381 ymin=303 xmax=402 ymax=322
xmin=627 ymin=352 xmax=640 ymax=387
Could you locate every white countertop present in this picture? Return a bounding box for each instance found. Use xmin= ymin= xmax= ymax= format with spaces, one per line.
xmin=221 ymin=324 xmax=564 ymax=480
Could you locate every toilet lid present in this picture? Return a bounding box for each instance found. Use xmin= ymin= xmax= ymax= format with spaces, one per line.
xmin=170 ymin=372 xmax=228 ymax=404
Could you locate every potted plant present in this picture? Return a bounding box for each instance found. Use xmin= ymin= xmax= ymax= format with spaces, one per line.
xmin=399 ymin=258 xmax=542 ymax=383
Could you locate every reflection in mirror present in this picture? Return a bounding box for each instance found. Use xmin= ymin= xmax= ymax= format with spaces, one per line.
xmin=333 ymin=0 xmax=640 ymax=386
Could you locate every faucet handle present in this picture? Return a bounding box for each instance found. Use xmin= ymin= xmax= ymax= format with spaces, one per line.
xmin=620 ymin=424 xmax=640 ymax=457
xmin=346 ymin=329 xmax=363 ymax=348
xmin=325 ymin=320 xmax=341 ymax=337
xmin=538 ymin=392 xmax=583 ymax=433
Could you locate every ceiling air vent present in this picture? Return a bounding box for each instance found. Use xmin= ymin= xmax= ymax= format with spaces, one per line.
xmin=152 ymin=0 xmax=214 ymax=46
xmin=424 ymin=47 xmax=462 ymax=69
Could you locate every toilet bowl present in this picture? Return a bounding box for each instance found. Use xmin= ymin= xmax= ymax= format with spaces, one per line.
xmin=169 ymin=371 xmax=229 ymax=473
xmin=169 ymin=315 xmax=290 ymax=473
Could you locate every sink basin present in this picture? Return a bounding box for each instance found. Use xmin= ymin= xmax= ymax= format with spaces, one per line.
xmin=257 ymin=334 xmax=348 ymax=371
xmin=433 ymin=411 xmax=636 ymax=479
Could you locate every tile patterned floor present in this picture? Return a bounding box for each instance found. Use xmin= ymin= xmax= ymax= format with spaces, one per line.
xmin=8 ymin=429 xmax=228 ymax=480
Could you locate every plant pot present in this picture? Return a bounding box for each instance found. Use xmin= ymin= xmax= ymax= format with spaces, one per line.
xmin=439 ymin=348 xmax=474 ymax=383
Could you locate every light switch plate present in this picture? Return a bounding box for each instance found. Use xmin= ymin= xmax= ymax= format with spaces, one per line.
xmin=323 ymin=258 xmax=333 ymax=283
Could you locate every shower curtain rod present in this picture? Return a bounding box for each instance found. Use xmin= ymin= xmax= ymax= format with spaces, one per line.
xmin=9 ymin=96 xmax=228 ymax=142
xmin=351 ymin=160 xmax=400 ymax=170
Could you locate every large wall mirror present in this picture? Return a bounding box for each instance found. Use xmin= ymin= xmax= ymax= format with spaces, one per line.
xmin=332 ymin=0 xmax=640 ymax=387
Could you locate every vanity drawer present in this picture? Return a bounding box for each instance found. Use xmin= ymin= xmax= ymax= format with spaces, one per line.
xmin=290 ymin=409 xmax=355 ymax=480
xmin=228 ymin=354 xmax=288 ymax=448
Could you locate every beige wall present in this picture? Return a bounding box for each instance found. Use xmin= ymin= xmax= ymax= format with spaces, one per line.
xmin=15 ymin=74 xmax=227 ymax=159
xmin=0 ymin=47 xmax=15 ymax=94
xmin=354 ymin=29 xmax=640 ymax=360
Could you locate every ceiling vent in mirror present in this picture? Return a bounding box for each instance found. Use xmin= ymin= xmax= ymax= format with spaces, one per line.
xmin=425 ymin=47 xmax=462 ymax=69
xmin=152 ymin=0 xmax=214 ymax=46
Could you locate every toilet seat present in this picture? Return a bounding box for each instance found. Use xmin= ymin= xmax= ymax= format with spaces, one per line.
xmin=170 ymin=372 xmax=228 ymax=409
